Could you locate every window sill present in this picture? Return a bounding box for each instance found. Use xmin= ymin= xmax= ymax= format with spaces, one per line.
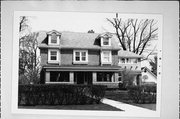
xmin=101 ymin=62 xmax=112 ymax=65
xmin=73 ymin=61 xmax=88 ymax=64
xmin=48 ymin=60 xmax=59 ymax=64
xmin=101 ymin=45 xmax=111 ymax=47
xmin=48 ymin=43 xmax=60 ymax=45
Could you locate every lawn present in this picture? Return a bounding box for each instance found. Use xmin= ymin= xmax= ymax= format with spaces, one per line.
xmin=19 ymin=103 xmax=123 ymax=111
xmin=104 ymin=90 xmax=156 ymax=111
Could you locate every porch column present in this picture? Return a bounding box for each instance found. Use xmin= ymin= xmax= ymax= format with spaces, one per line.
xmin=114 ymin=72 xmax=119 ymax=82
xmin=111 ymin=73 xmax=114 ymax=82
xmin=70 ymin=72 xmax=74 ymax=83
xmin=45 ymin=71 xmax=50 ymax=83
xmin=92 ymin=72 xmax=97 ymax=83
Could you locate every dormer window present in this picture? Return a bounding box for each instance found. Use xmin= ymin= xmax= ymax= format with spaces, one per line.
xmin=103 ymin=37 xmax=110 ymax=46
xmin=99 ymin=33 xmax=112 ymax=46
xmin=51 ymin=33 xmax=58 ymax=44
xmin=47 ymin=30 xmax=61 ymax=45
xmin=101 ymin=37 xmax=111 ymax=46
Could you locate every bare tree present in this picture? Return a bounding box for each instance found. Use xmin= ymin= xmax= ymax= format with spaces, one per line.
xmin=107 ymin=13 xmax=158 ymax=60
xmin=19 ymin=16 xmax=40 ymax=84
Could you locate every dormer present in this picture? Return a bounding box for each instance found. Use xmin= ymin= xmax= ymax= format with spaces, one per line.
xmin=99 ymin=32 xmax=112 ymax=46
xmin=47 ymin=30 xmax=61 ymax=45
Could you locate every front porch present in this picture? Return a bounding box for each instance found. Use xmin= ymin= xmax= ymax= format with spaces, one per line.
xmin=41 ymin=65 xmax=123 ymax=88
xmin=44 ymin=71 xmax=120 ymax=88
xmin=41 ymin=65 xmax=142 ymax=88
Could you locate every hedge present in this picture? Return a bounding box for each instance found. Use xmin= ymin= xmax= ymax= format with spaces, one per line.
xmin=127 ymin=84 xmax=156 ymax=104
xmin=18 ymin=84 xmax=106 ymax=106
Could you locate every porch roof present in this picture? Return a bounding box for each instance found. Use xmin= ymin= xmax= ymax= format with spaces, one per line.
xmin=43 ymin=65 xmax=123 ymax=72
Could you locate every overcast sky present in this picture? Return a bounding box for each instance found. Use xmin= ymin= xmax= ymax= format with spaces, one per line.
xmin=29 ymin=12 xmax=116 ymax=33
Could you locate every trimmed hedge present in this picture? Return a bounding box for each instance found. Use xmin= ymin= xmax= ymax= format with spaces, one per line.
xmin=127 ymin=84 xmax=156 ymax=104
xmin=18 ymin=84 xmax=106 ymax=106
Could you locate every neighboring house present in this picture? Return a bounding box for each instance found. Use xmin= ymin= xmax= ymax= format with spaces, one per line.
xmin=141 ymin=67 xmax=157 ymax=84
xmin=38 ymin=30 xmax=143 ymax=88
xmin=118 ymin=50 xmax=143 ymax=86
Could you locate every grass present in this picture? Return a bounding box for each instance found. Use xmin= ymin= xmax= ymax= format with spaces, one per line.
xmin=130 ymin=103 xmax=156 ymax=111
xmin=19 ymin=103 xmax=123 ymax=111
xmin=104 ymin=90 xmax=156 ymax=111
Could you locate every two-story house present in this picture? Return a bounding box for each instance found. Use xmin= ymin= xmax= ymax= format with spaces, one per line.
xmin=118 ymin=50 xmax=143 ymax=86
xmin=38 ymin=30 xmax=142 ymax=88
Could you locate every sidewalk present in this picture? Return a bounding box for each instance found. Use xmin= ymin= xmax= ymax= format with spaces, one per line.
xmin=102 ymin=98 xmax=155 ymax=113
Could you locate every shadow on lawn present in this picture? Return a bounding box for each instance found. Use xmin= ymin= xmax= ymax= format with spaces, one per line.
xmin=18 ymin=103 xmax=123 ymax=111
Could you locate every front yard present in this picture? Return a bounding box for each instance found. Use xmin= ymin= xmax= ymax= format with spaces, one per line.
xmin=104 ymin=90 xmax=156 ymax=111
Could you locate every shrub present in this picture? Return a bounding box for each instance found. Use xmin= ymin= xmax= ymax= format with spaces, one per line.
xmin=18 ymin=84 xmax=106 ymax=106
xmin=127 ymin=85 xmax=156 ymax=104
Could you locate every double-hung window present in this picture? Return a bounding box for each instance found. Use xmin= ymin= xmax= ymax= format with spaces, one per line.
xmin=48 ymin=49 xmax=59 ymax=63
xmin=51 ymin=51 xmax=57 ymax=60
xmin=101 ymin=51 xmax=112 ymax=64
xmin=73 ymin=50 xmax=88 ymax=64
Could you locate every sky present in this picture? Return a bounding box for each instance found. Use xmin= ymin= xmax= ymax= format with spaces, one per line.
xmin=29 ymin=12 xmax=116 ymax=33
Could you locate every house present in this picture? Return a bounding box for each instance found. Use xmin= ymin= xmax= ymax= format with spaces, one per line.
xmin=141 ymin=67 xmax=157 ymax=84
xmin=38 ymin=30 xmax=143 ymax=88
xmin=118 ymin=50 xmax=143 ymax=86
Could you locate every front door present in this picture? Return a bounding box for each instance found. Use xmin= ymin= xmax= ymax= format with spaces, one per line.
xmin=75 ymin=72 xmax=92 ymax=84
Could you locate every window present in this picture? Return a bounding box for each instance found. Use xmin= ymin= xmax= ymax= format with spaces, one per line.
xmin=101 ymin=51 xmax=112 ymax=64
xmin=118 ymin=72 xmax=122 ymax=82
xmin=126 ymin=58 xmax=131 ymax=63
xmin=48 ymin=49 xmax=59 ymax=63
xmin=97 ymin=72 xmax=112 ymax=82
xmin=50 ymin=71 xmax=69 ymax=82
xmin=119 ymin=58 xmax=125 ymax=63
xmin=48 ymin=33 xmax=60 ymax=45
xmin=75 ymin=52 xmax=80 ymax=61
xmin=50 ymin=51 xmax=57 ymax=60
xmin=119 ymin=58 xmax=138 ymax=64
xmin=73 ymin=50 xmax=88 ymax=63
xmin=101 ymin=37 xmax=111 ymax=46
xmin=103 ymin=38 xmax=109 ymax=45
xmin=131 ymin=59 xmax=138 ymax=63
xmin=51 ymin=33 xmax=57 ymax=44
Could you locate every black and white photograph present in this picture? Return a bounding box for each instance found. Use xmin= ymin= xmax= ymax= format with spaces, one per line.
xmin=12 ymin=11 xmax=162 ymax=117
xmin=2 ymin=1 xmax=179 ymax=119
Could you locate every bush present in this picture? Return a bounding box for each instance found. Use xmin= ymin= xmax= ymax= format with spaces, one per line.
xmin=118 ymin=82 xmax=127 ymax=90
xmin=127 ymin=85 xmax=156 ymax=104
xmin=18 ymin=84 xmax=106 ymax=106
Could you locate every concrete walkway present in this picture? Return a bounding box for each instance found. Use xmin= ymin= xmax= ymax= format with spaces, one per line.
xmin=102 ymin=98 xmax=155 ymax=113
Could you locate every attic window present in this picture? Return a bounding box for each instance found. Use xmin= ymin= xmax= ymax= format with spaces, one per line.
xmin=48 ymin=32 xmax=60 ymax=45
xmin=51 ymin=33 xmax=57 ymax=44
xmin=101 ymin=37 xmax=111 ymax=46
xmin=103 ymin=38 xmax=109 ymax=45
